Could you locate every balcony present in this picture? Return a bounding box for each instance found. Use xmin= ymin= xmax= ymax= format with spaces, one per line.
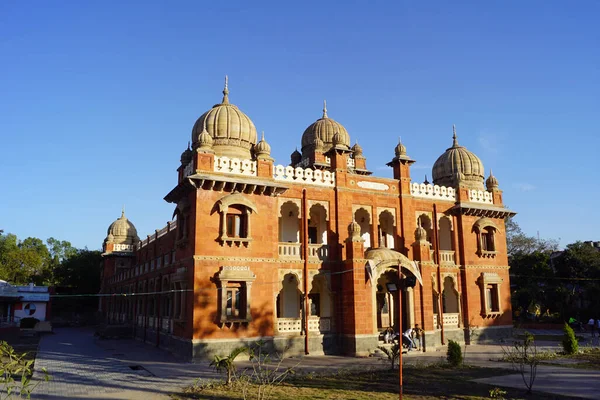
xmin=439 ymin=250 xmax=456 ymax=265
xmin=276 ymin=317 xmax=331 ymax=333
xmin=278 ymin=243 xmax=329 ymax=261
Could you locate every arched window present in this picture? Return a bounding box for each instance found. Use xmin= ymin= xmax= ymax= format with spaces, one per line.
xmin=215 ymin=193 xmax=258 ymax=245
xmin=473 ymin=218 xmax=499 ymax=258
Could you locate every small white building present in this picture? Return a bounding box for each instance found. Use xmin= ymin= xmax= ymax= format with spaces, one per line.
xmin=0 ymin=281 xmax=50 ymax=324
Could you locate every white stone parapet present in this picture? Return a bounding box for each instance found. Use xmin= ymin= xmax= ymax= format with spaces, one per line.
xmin=410 ymin=182 xmax=456 ymax=201
xmin=113 ymin=244 xmax=135 ymax=252
xmin=214 ymin=156 xmax=257 ymax=176
xmin=273 ymin=165 xmax=335 ymax=187
xmin=347 ymin=157 xmax=355 ymax=167
xmin=469 ymin=189 xmax=494 ymax=204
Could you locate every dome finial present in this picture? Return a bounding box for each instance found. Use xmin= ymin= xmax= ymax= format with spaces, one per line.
xmin=222 ymin=75 xmax=229 ymax=104
xmin=424 ymin=175 xmax=430 ymax=185
xmin=261 ymin=131 xmax=265 ymax=141
xmin=322 ymin=100 xmax=328 ymax=118
xmin=452 ymin=124 xmax=459 ymax=147
xmin=121 ymin=205 xmax=125 ymax=218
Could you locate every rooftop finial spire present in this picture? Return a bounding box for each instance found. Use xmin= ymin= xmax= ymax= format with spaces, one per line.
xmin=322 ymin=100 xmax=328 ymax=118
xmin=121 ymin=205 xmax=125 ymax=218
xmin=452 ymin=124 xmax=458 ymax=147
xmin=222 ymin=75 xmax=229 ymax=104
xmin=261 ymin=131 xmax=265 ymax=141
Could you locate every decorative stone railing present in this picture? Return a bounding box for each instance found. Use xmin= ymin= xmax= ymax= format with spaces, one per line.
xmin=277 ymin=317 xmax=331 ymax=333
xmin=347 ymin=158 xmax=355 ymax=167
xmin=214 ymin=156 xmax=257 ymax=176
xmin=138 ymin=220 xmax=177 ymax=250
xmin=469 ymin=190 xmax=493 ymax=204
xmin=434 ymin=313 xmax=460 ymax=328
xmin=161 ymin=318 xmax=171 ymax=332
xmin=410 ymin=182 xmax=456 ymax=201
xmin=308 ymin=244 xmax=329 ymax=261
xmin=273 ymin=165 xmax=335 ymax=187
xmin=439 ymin=250 xmax=456 ymax=265
xmin=278 ymin=243 xmax=329 ymax=261
xmin=137 ymin=316 xmax=143 ymax=327
xmin=113 ymin=244 xmax=135 ymax=252
xmin=183 ymin=162 xmax=194 ymax=178
xmin=278 ymin=243 xmax=301 ymax=258
xmin=277 ymin=318 xmax=302 ymax=333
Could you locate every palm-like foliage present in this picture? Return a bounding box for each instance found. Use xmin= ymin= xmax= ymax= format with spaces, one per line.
xmin=209 ymin=346 xmax=248 ymax=385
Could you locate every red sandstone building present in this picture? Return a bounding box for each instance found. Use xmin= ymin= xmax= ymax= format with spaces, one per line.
xmin=100 ymin=79 xmax=515 ymax=359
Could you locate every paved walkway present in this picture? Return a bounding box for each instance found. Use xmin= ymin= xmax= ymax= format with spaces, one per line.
xmin=30 ymin=328 xmax=600 ymax=399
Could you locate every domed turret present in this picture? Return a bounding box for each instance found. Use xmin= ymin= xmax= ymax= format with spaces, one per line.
xmin=290 ymin=148 xmax=302 ymax=166
xmin=395 ymin=138 xmax=407 ymax=158
xmin=352 ymin=141 xmax=363 ymax=157
xmin=197 ymin=127 xmax=214 ymax=153
xmin=486 ymin=170 xmax=499 ymax=191
xmin=348 ymin=220 xmax=362 ymax=241
xmin=190 ymin=76 xmax=258 ymax=159
xmin=415 ymin=223 xmax=428 ymax=242
xmin=314 ymin=137 xmax=324 ymax=152
xmin=255 ymin=132 xmax=272 ymax=160
xmin=105 ymin=210 xmax=139 ymax=245
xmin=180 ymin=143 xmax=193 ymax=165
xmin=301 ymin=101 xmax=350 ymax=154
xmin=432 ymin=125 xmax=484 ymax=189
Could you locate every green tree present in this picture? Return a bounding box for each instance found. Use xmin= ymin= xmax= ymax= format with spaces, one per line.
xmin=53 ymin=250 xmax=102 ymax=293
xmin=0 ymin=233 xmax=51 ymax=285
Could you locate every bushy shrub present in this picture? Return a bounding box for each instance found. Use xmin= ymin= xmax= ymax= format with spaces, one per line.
xmin=446 ymin=339 xmax=463 ymax=366
xmin=562 ymin=322 xmax=578 ymax=355
xmin=20 ymin=317 xmax=40 ymax=329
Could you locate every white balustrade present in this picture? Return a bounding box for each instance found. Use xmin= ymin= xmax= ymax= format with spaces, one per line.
xmin=273 ymin=165 xmax=335 ymax=187
xmin=278 ymin=243 xmax=301 ymax=258
xmin=277 ymin=318 xmax=302 ymax=333
xmin=439 ymin=250 xmax=456 ymax=265
xmin=278 ymin=243 xmax=329 ymax=260
xmin=410 ymin=182 xmax=456 ymax=201
xmin=433 ymin=313 xmax=460 ymax=328
xmin=277 ymin=317 xmax=331 ymax=333
xmin=214 ymin=156 xmax=257 ymax=176
xmin=347 ymin=158 xmax=355 ymax=167
xmin=308 ymin=244 xmax=329 ymax=261
xmin=468 ymin=190 xmax=494 ymax=204
xmin=113 ymin=244 xmax=134 ymax=252
xmin=137 ymin=316 xmax=143 ymax=327
xmin=162 ymin=318 xmax=171 ymax=332
xmin=443 ymin=313 xmax=460 ymax=327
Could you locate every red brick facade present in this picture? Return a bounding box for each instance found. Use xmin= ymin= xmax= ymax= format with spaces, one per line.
xmin=100 ymin=86 xmax=515 ymax=359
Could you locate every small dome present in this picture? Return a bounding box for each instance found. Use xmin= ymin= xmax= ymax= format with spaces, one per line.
xmin=314 ymin=137 xmax=324 ymax=152
xmin=395 ymin=139 xmax=407 ymax=158
xmin=348 ymin=220 xmax=362 ymax=240
xmin=197 ymin=127 xmax=214 ymax=151
xmin=291 ymin=149 xmax=302 ymax=165
xmin=432 ymin=125 xmax=484 ymax=189
xmin=191 ymin=76 xmax=258 ymax=159
xmin=180 ymin=144 xmax=193 ymax=165
xmin=301 ymin=101 xmax=350 ymax=153
xmin=415 ymin=224 xmax=428 ymax=242
xmin=352 ymin=141 xmax=363 ymax=157
xmin=255 ymin=132 xmax=272 ymax=159
xmin=486 ymin=170 xmax=499 ymax=191
xmin=105 ymin=210 xmax=139 ymax=245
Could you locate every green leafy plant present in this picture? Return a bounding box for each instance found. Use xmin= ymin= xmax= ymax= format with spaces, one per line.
xmin=446 ymin=339 xmax=463 ymax=367
xmin=378 ymin=344 xmax=400 ymax=370
xmin=209 ymin=346 xmax=248 ymax=385
xmin=562 ymin=322 xmax=579 ymax=355
xmin=489 ymin=387 xmax=507 ymax=399
xmin=0 ymin=341 xmax=50 ymax=399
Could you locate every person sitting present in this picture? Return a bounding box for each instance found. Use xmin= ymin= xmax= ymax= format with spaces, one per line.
xmin=383 ymin=326 xmax=394 ymax=344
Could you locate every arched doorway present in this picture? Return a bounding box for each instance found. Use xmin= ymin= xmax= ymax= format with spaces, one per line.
xmin=365 ymin=248 xmax=423 ymax=337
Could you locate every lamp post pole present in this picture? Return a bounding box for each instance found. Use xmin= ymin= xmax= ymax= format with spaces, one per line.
xmin=398 ymin=269 xmax=403 ymax=400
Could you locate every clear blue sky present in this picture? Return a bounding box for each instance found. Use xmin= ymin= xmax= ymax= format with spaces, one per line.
xmin=1 ymin=1 xmax=598 ymax=250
